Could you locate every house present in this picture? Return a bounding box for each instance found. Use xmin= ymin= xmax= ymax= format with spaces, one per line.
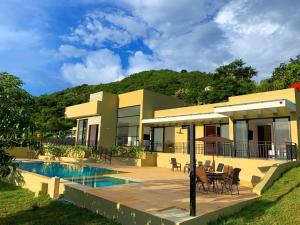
xmin=65 ymin=88 xmax=299 ymax=185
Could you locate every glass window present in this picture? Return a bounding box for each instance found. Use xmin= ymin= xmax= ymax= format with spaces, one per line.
xmin=153 ymin=127 xmax=164 ymax=152
xmin=116 ymin=106 xmax=140 ymax=146
xmin=117 ymin=116 xmax=139 ymax=126
xmin=117 ymin=127 xmax=138 ymax=137
xmin=234 ymin=120 xmax=248 ymax=157
xmin=274 ymin=118 xmax=291 ymax=143
xmin=88 ymin=125 xmax=98 ymax=147
xmin=77 ymin=119 xmax=88 ymax=145
xmin=220 ymin=124 xmax=229 ymax=139
xmin=118 ymin=106 xmax=140 ymax=117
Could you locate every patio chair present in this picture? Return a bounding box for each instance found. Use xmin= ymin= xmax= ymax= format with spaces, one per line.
xmin=220 ymin=168 xmax=241 ymax=195
xmin=216 ymin=163 xmax=224 ymax=172
xmin=196 ymin=166 xmax=213 ymax=192
xmin=203 ymin=160 xmax=211 ymax=171
xmin=170 ymin=158 xmax=181 ymax=171
xmin=198 ymin=161 xmax=203 ymax=167
xmin=184 ymin=162 xmax=190 ymax=173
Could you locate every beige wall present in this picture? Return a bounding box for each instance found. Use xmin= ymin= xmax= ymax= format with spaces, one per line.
xmin=4 ymin=169 xmax=60 ymax=198
xmin=155 ymin=152 xmax=286 ymax=187
xmin=65 ymin=101 xmax=101 ymax=119
xmin=98 ymin=92 xmax=118 ymax=148
xmin=228 ymin=88 xmax=296 ymax=104
xmin=5 ymin=147 xmax=36 ymax=158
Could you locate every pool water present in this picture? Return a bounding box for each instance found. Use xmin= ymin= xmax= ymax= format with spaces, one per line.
xmin=66 ymin=176 xmax=135 ymax=187
xmin=18 ymin=161 xmax=134 ymax=187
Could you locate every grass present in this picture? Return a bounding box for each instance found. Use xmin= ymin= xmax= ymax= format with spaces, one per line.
xmin=0 ymin=181 xmax=119 ymax=225
xmin=209 ymin=166 xmax=300 ymax=225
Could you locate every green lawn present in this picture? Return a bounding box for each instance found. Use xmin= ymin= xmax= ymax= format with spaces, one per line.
xmin=0 ymin=181 xmax=119 ymax=225
xmin=209 ymin=166 xmax=300 ymax=225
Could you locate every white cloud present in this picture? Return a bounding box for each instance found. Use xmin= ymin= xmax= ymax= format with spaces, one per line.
xmin=127 ymin=51 xmax=163 ymax=74
xmin=58 ymin=45 xmax=87 ymax=58
xmin=64 ymin=10 xmax=149 ymax=48
xmin=215 ymin=0 xmax=300 ymax=79
xmin=60 ymin=0 xmax=300 ymax=85
xmin=61 ymin=49 xmax=123 ymax=85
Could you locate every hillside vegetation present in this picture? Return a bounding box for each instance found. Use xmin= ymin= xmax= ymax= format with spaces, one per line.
xmin=6 ymin=55 xmax=300 ymax=135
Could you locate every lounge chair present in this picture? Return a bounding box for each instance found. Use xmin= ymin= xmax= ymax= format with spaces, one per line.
xmin=220 ymin=168 xmax=241 ymax=194
xmin=170 ymin=158 xmax=181 ymax=171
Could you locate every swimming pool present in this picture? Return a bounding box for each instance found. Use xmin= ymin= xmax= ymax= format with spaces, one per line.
xmin=18 ymin=161 xmax=134 ymax=187
xmin=67 ymin=176 xmax=135 ymax=187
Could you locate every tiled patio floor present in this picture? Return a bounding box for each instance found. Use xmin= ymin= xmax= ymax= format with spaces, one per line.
xmin=84 ymin=163 xmax=258 ymax=222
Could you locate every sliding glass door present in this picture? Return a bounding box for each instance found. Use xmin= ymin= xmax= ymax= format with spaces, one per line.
xmin=153 ymin=127 xmax=164 ymax=152
xmin=234 ymin=120 xmax=249 ymax=157
xmin=273 ymin=118 xmax=291 ymax=159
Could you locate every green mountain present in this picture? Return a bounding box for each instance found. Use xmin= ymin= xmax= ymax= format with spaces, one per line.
xmin=34 ymin=56 xmax=300 ymax=135
xmin=34 ymin=69 xmax=214 ymax=134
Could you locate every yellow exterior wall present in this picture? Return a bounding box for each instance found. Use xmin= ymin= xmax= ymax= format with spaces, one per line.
xmin=154 ymin=102 xmax=225 ymax=118
xmin=228 ymin=88 xmax=296 ymax=104
xmin=156 ymin=152 xmax=286 ymax=186
xmin=5 ymin=147 xmax=36 ymax=158
xmin=173 ymin=125 xmax=204 ymax=143
xmin=65 ymin=101 xmax=101 ymax=119
xmin=118 ymin=89 xmax=185 ymax=142
xmin=118 ymin=89 xmax=144 ymax=108
xmin=155 ymin=88 xmax=297 ymax=119
xmin=98 ymin=92 xmax=118 ymax=148
xmin=4 ymin=170 xmax=60 ymax=198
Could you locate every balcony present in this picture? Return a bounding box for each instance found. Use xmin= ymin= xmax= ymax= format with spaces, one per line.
xmin=65 ymin=101 xmax=102 ymax=119
xmin=145 ymin=141 xmax=297 ymax=160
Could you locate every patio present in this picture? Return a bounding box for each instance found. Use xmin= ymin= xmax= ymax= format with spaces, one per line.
xmin=67 ymin=163 xmax=258 ymax=224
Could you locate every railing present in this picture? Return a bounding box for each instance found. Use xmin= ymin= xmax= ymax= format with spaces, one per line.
xmin=42 ymin=137 xmax=75 ymax=146
xmin=144 ymin=141 xmax=297 ymax=160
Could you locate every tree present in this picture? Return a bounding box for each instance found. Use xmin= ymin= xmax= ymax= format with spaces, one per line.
xmin=271 ymin=55 xmax=300 ymax=89
xmin=0 ymin=72 xmax=34 ymax=177
xmin=258 ymin=55 xmax=300 ymax=91
xmin=198 ymin=60 xmax=257 ymax=104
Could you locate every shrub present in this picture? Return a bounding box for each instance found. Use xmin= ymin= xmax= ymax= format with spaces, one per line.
xmin=44 ymin=144 xmax=92 ymax=158
xmin=111 ymin=145 xmax=144 ymax=159
xmin=0 ymin=149 xmax=18 ymax=178
xmin=45 ymin=144 xmax=66 ymax=157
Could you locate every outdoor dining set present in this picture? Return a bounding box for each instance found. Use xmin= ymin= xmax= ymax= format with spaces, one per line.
xmin=170 ymin=158 xmax=241 ymax=195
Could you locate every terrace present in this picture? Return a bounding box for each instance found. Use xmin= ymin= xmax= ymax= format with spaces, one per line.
xmin=63 ymin=163 xmax=258 ymax=224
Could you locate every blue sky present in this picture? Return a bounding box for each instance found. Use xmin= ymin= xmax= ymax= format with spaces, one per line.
xmin=1 ymin=0 xmax=300 ymax=96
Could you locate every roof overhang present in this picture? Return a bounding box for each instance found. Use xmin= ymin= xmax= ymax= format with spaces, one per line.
xmin=214 ymin=99 xmax=296 ymax=115
xmin=142 ymin=113 xmax=227 ymax=125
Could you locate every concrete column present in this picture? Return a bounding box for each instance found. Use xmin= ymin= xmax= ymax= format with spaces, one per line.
xmin=290 ymin=113 xmax=299 ymax=145
xmin=49 ymin=177 xmax=60 ymax=199
xmin=229 ymin=117 xmax=234 ymax=140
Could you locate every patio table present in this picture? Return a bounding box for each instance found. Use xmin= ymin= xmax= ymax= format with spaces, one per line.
xmin=206 ymin=171 xmax=224 ymax=193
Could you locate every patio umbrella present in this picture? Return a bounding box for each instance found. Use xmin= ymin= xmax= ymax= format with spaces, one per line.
xmin=196 ymin=135 xmax=233 ymax=171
